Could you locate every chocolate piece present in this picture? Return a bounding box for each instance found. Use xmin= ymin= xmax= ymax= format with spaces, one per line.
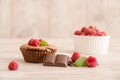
xmin=55 ymin=54 xmax=69 ymax=67
xmin=43 ymin=54 xmax=56 ymax=66
xmin=68 ymin=58 xmax=75 ymax=67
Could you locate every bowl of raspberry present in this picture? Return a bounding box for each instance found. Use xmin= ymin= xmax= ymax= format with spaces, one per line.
xmin=74 ymin=26 xmax=111 ymax=55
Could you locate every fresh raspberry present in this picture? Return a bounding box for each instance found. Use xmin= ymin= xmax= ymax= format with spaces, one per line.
xmin=28 ymin=39 xmax=34 ymax=45
xmin=88 ymin=33 xmax=94 ymax=36
xmin=80 ymin=32 xmax=86 ymax=36
xmin=28 ymin=39 xmax=40 ymax=47
xmin=83 ymin=27 xmax=89 ymax=34
xmin=81 ymin=27 xmax=86 ymax=32
xmin=89 ymin=26 xmax=94 ymax=29
xmin=71 ymin=52 xmax=80 ymax=62
xmin=91 ymin=29 xmax=97 ymax=36
xmin=101 ymin=31 xmax=106 ymax=36
xmin=87 ymin=28 xmax=93 ymax=34
xmin=74 ymin=30 xmax=81 ymax=35
xmin=95 ymin=29 xmax=100 ymax=36
xmin=86 ymin=56 xmax=97 ymax=67
xmin=74 ymin=26 xmax=107 ymax=36
xmin=98 ymin=32 xmax=104 ymax=36
xmin=8 ymin=61 xmax=18 ymax=70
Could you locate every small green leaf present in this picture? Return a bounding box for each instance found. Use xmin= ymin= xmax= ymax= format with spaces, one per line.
xmin=94 ymin=26 xmax=97 ymax=29
xmin=73 ymin=57 xmax=87 ymax=67
xmin=40 ymin=41 xmax=48 ymax=46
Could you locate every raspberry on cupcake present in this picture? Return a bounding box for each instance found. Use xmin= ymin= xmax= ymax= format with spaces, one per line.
xmin=20 ymin=39 xmax=57 ymax=63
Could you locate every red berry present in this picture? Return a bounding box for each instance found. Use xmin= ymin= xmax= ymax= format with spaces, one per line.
xmin=101 ymin=31 xmax=106 ymax=36
xmin=86 ymin=34 xmax=90 ymax=36
xmin=28 ymin=39 xmax=40 ymax=47
xmin=89 ymin=26 xmax=93 ymax=29
xmin=74 ymin=30 xmax=81 ymax=35
xmin=81 ymin=27 xmax=86 ymax=32
xmin=83 ymin=27 xmax=89 ymax=34
xmin=86 ymin=56 xmax=97 ymax=67
xmin=28 ymin=39 xmax=34 ymax=45
xmin=80 ymin=32 xmax=86 ymax=36
xmin=91 ymin=29 xmax=97 ymax=36
xmin=8 ymin=61 xmax=18 ymax=70
xmin=71 ymin=52 xmax=80 ymax=62
xmin=74 ymin=26 xmax=107 ymax=36
xmin=98 ymin=32 xmax=104 ymax=36
xmin=95 ymin=29 xmax=100 ymax=36
xmin=89 ymin=33 xmax=94 ymax=36
xmin=87 ymin=28 xmax=93 ymax=34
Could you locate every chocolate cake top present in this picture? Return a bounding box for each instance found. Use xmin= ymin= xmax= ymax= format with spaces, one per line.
xmin=20 ymin=44 xmax=57 ymax=51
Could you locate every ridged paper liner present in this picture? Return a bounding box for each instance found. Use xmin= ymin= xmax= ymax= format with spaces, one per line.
xmin=20 ymin=44 xmax=57 ymax=63
xmin=74 ymin=35 xmax=111 ymax=55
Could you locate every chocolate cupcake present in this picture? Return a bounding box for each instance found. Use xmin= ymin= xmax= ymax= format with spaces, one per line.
xmin=20 ymin=39 xmax=57 ymax=63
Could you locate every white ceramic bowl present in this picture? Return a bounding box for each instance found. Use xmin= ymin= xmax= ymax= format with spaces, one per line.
xmin=74 ymin=35 xmax=111 ymax=55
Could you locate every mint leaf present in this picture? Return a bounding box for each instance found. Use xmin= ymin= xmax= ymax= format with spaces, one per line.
xmin=40 ymin=41 xmax=48 ymax=46
xmin=73 ymin=57 xmax=87 ymax=67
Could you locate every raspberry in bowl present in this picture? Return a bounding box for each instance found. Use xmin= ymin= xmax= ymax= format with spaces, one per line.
xmin=20 ymin=39 xmax=57 ymax=63
xmin=74 ymin=26 xmax=110 ymax=55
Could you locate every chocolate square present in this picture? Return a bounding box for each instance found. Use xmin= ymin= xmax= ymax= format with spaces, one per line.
xmin=43 ymin=54 xmax=56 ymax=66
xmin=55 ymin=54 xmax=69 ymax=67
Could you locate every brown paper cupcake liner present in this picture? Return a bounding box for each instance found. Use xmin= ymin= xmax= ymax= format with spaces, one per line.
xmin=20 ymin=44 xmax=57 ymax=63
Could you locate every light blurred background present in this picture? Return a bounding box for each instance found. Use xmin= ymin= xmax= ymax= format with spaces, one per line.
xmin=0 ymin=0 xmax=120 ymax=38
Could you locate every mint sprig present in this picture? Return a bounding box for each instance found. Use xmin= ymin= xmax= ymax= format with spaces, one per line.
xmin=40 ymin=41 xmax=48 ymax=46
xmin=73 ymin=57 xmax=87 ymax=67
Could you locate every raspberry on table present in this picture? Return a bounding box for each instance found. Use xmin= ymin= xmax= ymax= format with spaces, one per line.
xmin=71 ymin=52 xmax=80 ymax=62
xmin=86 ymin=56 xmax=97 ymax=67
xmin=8 ymin=61 xmax=19 ymax=71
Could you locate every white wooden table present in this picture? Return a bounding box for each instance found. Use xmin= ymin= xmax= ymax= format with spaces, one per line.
xmin=0 ymin=38 xmax=120 ymax=80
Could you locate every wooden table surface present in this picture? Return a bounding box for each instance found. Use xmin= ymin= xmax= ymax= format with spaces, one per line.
xmin=0 ymin=38 xmax=120 ymax=80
